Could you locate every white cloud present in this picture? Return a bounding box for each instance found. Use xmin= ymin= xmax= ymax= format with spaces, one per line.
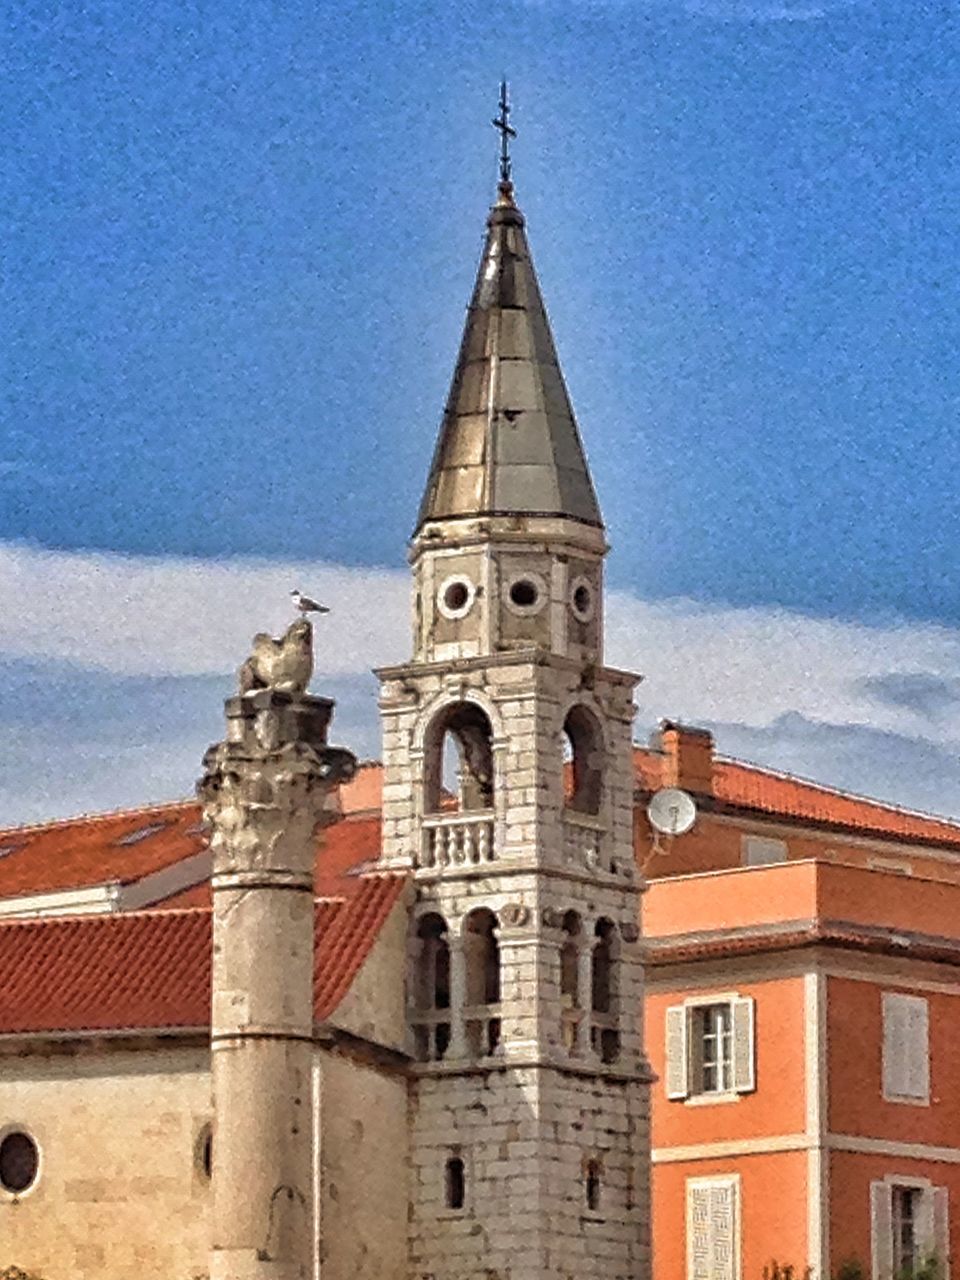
xmin=0 ymin=541 xmax=408 ymax=678
xmin=4 ymin=540 xmax=960 ymax=822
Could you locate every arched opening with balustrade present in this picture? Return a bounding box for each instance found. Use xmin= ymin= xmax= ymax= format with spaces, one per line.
xmin=420 ymin=702 xmax=496 ymax=869
xmin=412 ymin=912 xmax=452 ymax=1062
xmin=463 ymin=907 xmax=501 ymax=1057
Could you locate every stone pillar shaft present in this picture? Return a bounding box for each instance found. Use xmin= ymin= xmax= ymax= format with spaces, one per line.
xmin=200 ymin=689 xmax=355 ymax=1280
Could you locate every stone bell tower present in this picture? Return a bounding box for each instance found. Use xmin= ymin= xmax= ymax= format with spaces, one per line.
xmin=377 ymin=96 xmax=652 ymax=1280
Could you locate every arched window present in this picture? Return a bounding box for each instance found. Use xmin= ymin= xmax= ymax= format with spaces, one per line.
xmin=463 ymin=908 xmax=501 ymax=1057
xmin=560 ymin=909 xmax=583 ymax=1053
xmin=591 ymin=919 xmax=615 ymax=1014
xmin=591 ymin=919 xmax=621 ymax=1064
xmin=412 ymin=913 xmax=451 ymax=1062
xmin=560 ymin=910 xmax=581 ymax=1005
xmin=585 ymin=1158 xmax=602 ymax=1211
xmin=562 ymin=706 xmax=603 ymax=815
xmin=424 ymin=702 xmax=495 ymax=815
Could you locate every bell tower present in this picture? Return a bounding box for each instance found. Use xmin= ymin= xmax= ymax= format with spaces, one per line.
xmin=377 ymin=91 xmax=652 ymax=1280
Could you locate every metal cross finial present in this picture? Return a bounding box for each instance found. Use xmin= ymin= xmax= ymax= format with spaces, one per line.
xmin=492 ymin=78 xmax=516 ymax=186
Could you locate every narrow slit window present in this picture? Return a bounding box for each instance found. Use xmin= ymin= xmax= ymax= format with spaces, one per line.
xmin=445 ymin=1156 xmax=466 ymax=1210
xmin=585 ymin=1159 xmax=602 ymax=1211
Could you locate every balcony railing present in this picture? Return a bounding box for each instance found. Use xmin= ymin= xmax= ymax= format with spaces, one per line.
xmin=419 ymin=812 xmax=496 ymax=870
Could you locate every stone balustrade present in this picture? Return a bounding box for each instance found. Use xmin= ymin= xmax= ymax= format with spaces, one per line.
xmin=419 ymin=811 xmax=495 ymax=869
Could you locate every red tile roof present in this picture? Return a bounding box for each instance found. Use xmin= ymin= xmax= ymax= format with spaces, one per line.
xmin=0 ymin=874 xmax=407 ymax=1036
xmin=0 ymin=766 xmax=384 ymax=906
xmin=634 ymin=747 xmax=960 ymax=850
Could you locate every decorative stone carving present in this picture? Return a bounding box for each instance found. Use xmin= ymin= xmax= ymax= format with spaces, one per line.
xmin=500 ymin=902 xmax=530 ymax=927
xmin=620 ymin=922 xmax=640 ymax=944
xmin=237 ymin=618 xmax=313 ymax=695
xmin=541 ymin=906 xmax=564 ymax=929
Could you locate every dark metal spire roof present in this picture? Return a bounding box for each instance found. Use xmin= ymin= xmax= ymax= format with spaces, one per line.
xmin=416 ymin=180 xmax=604 ymax=533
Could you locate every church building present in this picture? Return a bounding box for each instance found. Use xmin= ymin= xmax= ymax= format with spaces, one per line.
xmin=0 ymin=147 xmax=653 ymax=1280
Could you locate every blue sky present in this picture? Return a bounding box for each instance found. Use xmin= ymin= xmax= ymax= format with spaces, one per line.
xmin=4 ymin=0 xmax=960 ymax=824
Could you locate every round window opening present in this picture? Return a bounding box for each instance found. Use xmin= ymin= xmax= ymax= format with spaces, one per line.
xmin=509 ymin=579 xmax=539 ymax=609
xmin=0 ymin=1131 xmax=39 ymax=1194
xmin=572 ymin=584 xmax=592 ymax=618
xmin=443 ymin=581 xmax=470 ymax=613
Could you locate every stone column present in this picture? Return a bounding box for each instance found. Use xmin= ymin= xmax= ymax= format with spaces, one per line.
xmin=199 ymin=687 xmax=355 ymax=1280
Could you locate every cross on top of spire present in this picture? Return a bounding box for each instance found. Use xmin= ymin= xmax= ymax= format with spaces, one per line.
xmin=492 ymin=78 xmax=516 ymax=187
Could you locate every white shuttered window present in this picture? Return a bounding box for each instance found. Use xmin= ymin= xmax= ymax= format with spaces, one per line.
xmin=882 ymin=993 xmax=930 ymax=1103
xmin=687 ymin=1175 xmax=740 ymax=1280
xmin=870 ymin=1178 xmax=949 ymax=1279
xmin=665 ymin=996 xmax=756 ymax=1100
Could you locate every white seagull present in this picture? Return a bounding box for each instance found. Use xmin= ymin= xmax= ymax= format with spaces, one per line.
xmin=291 ymin=589 xmax=330 ymax=615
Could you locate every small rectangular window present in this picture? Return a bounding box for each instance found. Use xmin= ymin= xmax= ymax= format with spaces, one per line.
xmin=665 ymin=997 xmax=755 ymax=1101
xmin=692 ymin=1004 xmax=734 ymax=1094
xmin=741 ymin=835 xmax=787 ymax=866
xmin=882 ymin=992 xmax=930 ymax=1103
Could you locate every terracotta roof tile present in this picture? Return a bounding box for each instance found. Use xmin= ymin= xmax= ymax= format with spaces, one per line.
xmin=633 ymin=746 xmax=960 ymax=850
xmin=0 ymin=874 xmax=407 ymax=1036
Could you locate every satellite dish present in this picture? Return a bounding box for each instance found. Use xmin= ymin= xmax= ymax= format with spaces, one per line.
xmin=647 ymin=787 xmax=697 ymax=837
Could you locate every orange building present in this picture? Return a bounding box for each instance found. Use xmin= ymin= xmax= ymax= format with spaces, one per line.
xmin=640 ymin=724 xmax=960 ymax=1280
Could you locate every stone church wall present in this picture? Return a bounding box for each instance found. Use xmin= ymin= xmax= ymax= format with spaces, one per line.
xmin=0 ymin=1044 xmax=211 ymax=1280
xmin=317 ymin=1050 xmax=408 ymax=1280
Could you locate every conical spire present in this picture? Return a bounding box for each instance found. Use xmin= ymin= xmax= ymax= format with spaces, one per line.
xmin=416 ymin=181 xmax=603 ymax=533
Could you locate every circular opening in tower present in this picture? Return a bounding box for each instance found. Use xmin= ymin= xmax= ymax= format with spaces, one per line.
xmin=0 ymin=1131 xmax=39 ymax=1195
xmin=444 ymin=581 xmax=469 ymax=612
xmin=572 ymin=583 xmax=592 ymax=620
xmin=437 ymin=575 xmax=475 ymax=620
xmin=509 ymin=579 xmax=539 ymax=608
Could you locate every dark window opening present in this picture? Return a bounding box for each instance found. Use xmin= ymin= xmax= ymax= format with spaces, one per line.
xmin=445 ymin=1156 xmax=466 ymax=1210
xmin=424 ymin=702 xmax=494 ymax=814
xmin=0 ymin=1131 xmax=39 ymax=1194
xmin=892 ymin=1185 xmax=921 ymax=1278
xmin=509 ymin=578 xmax=539 ymax=608
xmin=199 ymin=1125 xmax=213 ymax=1179
xmin=443 ymin=580 xmax=470 ymax=612
xmin=592 ymin=920 xmax=616 ymax=1014
xmin=561 ymin=910 xmax=581 ymax=1005
xmin=465 ymin=908 xmax=501 ymax=1006
xmin=599 ymin=1027 xmax=621 ymax=1064
xmin=585 ymin=1159 xmax=602 ymax=1211
xmin=416 ymin=914 xmax=451 ymax=1010
xmin=412 ymin=913 xmax=452 ymax=1063
xmin=562 ymin=706 xmax=603 ymax=814
xmin=573 ymin=584 xmax=592 ymax=617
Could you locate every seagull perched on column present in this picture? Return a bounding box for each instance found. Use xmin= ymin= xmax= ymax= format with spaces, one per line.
xmin=291 ymin=589 xmax=330 ymax=615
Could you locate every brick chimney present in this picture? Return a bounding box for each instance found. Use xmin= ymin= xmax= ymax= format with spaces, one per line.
xmin=658 ymin=720 xmax=714 ymax=795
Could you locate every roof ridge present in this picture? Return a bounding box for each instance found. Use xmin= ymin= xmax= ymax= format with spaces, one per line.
xmin=0 ymin=797 xmax=198 ymax=840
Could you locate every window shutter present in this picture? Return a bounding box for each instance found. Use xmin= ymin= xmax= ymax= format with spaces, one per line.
xmin=882 ymin=993 xmax=909 ymax=1098
xmin=909 ymin=997 xmax=930 ymax=1101
xmin=687 ymin=1177 xmax=739 ymax=1280
xmin=883 ymin=993 xmax=929 ymax=1100
xmin=732 ymin=997 xmax=755 ymax=1094
xmin=665 ymin=1004 xmax=689 ymax=1099
xmin=933 ymin=1185 xmax=950 ymax=1279
xmin=871 ymin=1180 xmax=893 ymax=1280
